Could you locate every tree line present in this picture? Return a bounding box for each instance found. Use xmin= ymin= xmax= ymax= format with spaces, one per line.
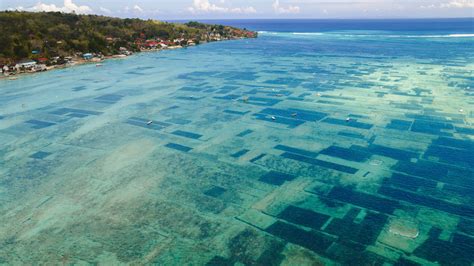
xmin=0 ymin=11 xmax=255 ymax=64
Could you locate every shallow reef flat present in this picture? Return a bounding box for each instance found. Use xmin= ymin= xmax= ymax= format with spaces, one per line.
xmin=0 ymin=30 xmax=473 ymax=265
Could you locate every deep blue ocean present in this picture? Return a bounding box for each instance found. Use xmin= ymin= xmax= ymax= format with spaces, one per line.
xmin=196 ymin=18 xmax=474 ymax=34
xmin=0 ymin=18 xmax=473 ymax=264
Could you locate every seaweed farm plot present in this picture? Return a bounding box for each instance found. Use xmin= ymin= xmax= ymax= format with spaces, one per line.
xmin=0 ymin=24 xmax=474 ymax=265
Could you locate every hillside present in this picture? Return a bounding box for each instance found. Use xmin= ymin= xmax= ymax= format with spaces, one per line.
xmin=0 ymin=11 xmax=257 ymax=64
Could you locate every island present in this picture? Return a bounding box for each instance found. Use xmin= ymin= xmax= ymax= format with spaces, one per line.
xmin=0 ymin=11 xmax=257 ymax=76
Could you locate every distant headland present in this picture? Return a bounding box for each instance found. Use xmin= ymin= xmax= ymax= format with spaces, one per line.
xmin=0 ymin=11 xmax=257 ymax=77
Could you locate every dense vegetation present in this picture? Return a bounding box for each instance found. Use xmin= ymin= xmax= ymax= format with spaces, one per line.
xmin=0 ymin=11 xmax=256 ymax=64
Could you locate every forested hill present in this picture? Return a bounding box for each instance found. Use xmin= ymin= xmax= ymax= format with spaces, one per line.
xmin=0 ymin=11 xmax=257 ymax=64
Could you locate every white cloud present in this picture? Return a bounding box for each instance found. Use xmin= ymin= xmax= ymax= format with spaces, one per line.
xmin=99 ymin=6 xmax=111 ymax=14
xmin=440 ymin=0 xmax=474 ymax=8
xmin=421 ymin=0 xmax=474 ymax=9
xmin=63 ymin=0 xmax=91 ymax=13
xmin=230 ymin=6 xmax=257 ymax=13
xmin=133 ymin=5 xmax=144 ymax=12
xmin=7 ymin=6 xmax=24 ymax=11
xmin=21 ymin=0 xmax=92 ymax=14
xmin=272 ymin=0 xmax=300 ymax=14
xmin=188 ymin=0 xmax=256 ymax=14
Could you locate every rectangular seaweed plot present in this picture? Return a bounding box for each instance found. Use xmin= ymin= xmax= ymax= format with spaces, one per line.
xmin=378 ymin=186 xmax=474 ymax=219
xmin=386 ymin=119 xmax=412 ymax=130
xmin=68 ymin=113 xmax=89 ymax=118
xmin=320 ymin=146 xmax=371 ymax=162
xmin=164 ymin=143 xmax=193 ymax=152
xmin=179 ymin=86 xmax=205 ymax=92
xmin=72 ymin=85 xmax=86 ymax=91
xmin=259 ymin=171 xmax=296 ymax=186
xmin=326 ymin=186 xmax=399 ymax=214
xmin=277 ymin=206 xmax=330 ymax=230
xmin=171 ymin=130 xmax=202 ymax=140
xmin=246 ymin=97 xmax=281 ymax=106
xmin=324 ymin=212 xmax=388 ymax=245
xmin=237 ymin=129 xmax=253 ymax=137
xmin=384 ymin=173 xmax=437 ymax=191
xmin=95 ymin=94 xmax=123 ymax=104
xmin=164 ymin=118 xmax=192 ymax=125
xmin=260 ymin=108 xmax=327 ymax=122
xmin=224 ymin=110 xmax=250 ymax=116
xmin=25 ymin=119 xmax=56 ymax=129
xmin=213 ymin=94 xmax=240 ymax=100
xmin=321 ymin=95 xmax=356 ymax=101
xmin=343 ymin=208 xmax=361 ymax=221
xmin=206 ymin=256 xmax=234 ymax=266
xmin=424 ymin=144 xmax=473 ymax=169
xmin=216 ymin=85 xmax=239 ymax=94
xmin=274 ymin=144 xmax=319 ymax=158
xmin=250 ymin=153 xmax=266 ymax=163
xmin=322 ymin=118 xmax=373 ymax=130
xmin=281 ymin=152 xmax=358 ymax=174
xmin=414 ymin=233 xmax=474 ymax=265
xmin=254 ymin=114 xmax=305 ymax=128
xmin=411 ymin=120 xmax=453 ymax=135
xmin=432 ymin=137 xmax=473 ymax=150
xmin=231 ymin=149 xmax=250 ymax=158
xmin=266 ymin=221 xmax=333 ymax=255
xmin=338 ymin=131 xmax=366 ymax=140
xmin=126 ymin=117 xmax=169 ymax=130
xmin=393 ymin=160 xmax=473 ymax=189
xmin=50 ymin=107 xmax=102 ymax=116
xmin=366 ymin=144 xmax=418 ymax=162
xmin=393 ymin=160 xmax=449 ymax=180
xmin=455 ymin=126 xmax=474 ymax=135
xmin=176 ymin=96 xmax=205 ymax=101
xmin=457 ymin=218 xmax=474 ymax=236
xmin=204 ymin=186 xmax=227 ymax=198
xmin=30 ymin=151 xmax=52 ymax=159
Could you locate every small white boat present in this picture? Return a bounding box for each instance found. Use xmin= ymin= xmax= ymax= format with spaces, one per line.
xmin=146 ymin=120 xmax=153 ymax=125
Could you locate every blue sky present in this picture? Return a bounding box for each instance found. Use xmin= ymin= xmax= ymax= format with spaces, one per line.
xmin=2 ymin=0 xmax=474 ymax=19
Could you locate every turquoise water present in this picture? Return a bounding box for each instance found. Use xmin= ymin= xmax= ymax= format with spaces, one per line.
xmin=0 ymin=20 xmax=473 ymax=265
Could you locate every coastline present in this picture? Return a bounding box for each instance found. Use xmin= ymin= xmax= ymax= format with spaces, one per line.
xmin=1 ymin=55 xmax=129 ymax=81
xmin=0 ymin=12 xmax=258 ymax=82
xmin=0 ymin=39 xmax=245 ymax=82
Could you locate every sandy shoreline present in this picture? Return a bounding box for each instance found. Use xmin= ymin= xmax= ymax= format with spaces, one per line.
xmin=0 ymin=38 xmax=248 ymax=82
xmin=1 ymin=54 xmax=138 ymax=81
xmin=0 ymin=44 xmax=196 ymax=82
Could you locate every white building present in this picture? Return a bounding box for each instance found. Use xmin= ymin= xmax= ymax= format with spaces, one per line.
xmin=15 ymin=59 xmax=36 ymax=70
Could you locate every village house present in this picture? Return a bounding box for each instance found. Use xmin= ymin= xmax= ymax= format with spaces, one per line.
xmin=37 ymin=57 xmax=48 ymax=64
xmin=34 ymin=64 xmax=47 ymax=72
xmin=15 ymin=59 xmax=36 ymax=71
xmin=83 ymin=53 xmax=93 ymax=60
xmin=2 ymin=65 xmax=9 ymax=74
xmin=145 ymin=40 xmax=159 ymax=49
xmin=119 ymin=47 xmax=132 ymax=56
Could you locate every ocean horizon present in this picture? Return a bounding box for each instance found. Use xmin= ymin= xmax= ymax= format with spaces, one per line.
xmin=0 ymin=18 xmax=473 ymax=265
